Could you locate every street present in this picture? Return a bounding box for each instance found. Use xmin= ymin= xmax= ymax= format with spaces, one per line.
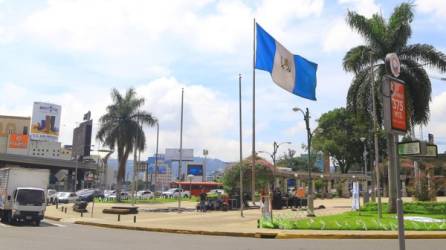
xmin=0 ymin=221 xmax=445 ymax=250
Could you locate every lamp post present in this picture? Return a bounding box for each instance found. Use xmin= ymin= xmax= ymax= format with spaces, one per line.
xmin=292 ymin=107 xmax=315 ymax=217
xmin=260 ymin=141 xmax=291 ymax=190
xmin=360 ymin=137 xmax=369 ymax=204
xmin=153 ymin=121 xmax=160 ymax=191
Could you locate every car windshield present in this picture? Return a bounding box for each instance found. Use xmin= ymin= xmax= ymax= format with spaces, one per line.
xmin=16 ymin=189 xmax=45 ymax=206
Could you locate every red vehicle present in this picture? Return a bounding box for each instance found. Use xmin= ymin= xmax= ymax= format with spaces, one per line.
xmin=171 ymin=181 xmax=223 ymax=197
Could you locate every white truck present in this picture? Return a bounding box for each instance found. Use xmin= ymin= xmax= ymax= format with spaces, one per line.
xmin=0 ymin=167 xmax=49 ymax=226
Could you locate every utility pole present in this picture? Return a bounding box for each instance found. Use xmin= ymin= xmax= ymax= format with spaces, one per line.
xmin=239 ymin=74 xmax=244 ymax=217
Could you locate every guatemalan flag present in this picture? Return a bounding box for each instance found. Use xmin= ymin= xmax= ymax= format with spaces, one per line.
xmin=255 ymin=23 xmax=317 ymax=100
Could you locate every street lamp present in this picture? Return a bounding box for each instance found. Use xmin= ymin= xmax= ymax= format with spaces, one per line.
xmin=152 ymin=121 xmax=160 ymax=191
xmin=260 ymin=141 xmax=291 ymax=190
xmin=292 ymin=107 xmax=315 ymax=217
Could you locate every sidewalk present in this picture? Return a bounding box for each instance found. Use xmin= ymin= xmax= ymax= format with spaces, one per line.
xmin=45 ymin=198 xmax=446 ymax=239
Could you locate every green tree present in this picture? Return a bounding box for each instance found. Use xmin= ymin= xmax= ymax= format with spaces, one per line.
xmin=97 ymin=88 xmax=157 ymax=200
xmin=223 ymin=156 xmax=273 ymax=197
xmin=344 ymin=2 xmax=446 ymax=213
xmin=312 ymin=108 xmax=367 ymax=173
xmin=276 ymin=148 xmax=321 ymax=173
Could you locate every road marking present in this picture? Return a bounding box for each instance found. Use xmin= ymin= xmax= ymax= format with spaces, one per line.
xmin=43 ymin=221 xmax=66 ymax=227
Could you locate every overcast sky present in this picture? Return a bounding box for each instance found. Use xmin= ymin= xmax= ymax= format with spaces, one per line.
xmin=0 ymin=0 xmax=445 ymax=161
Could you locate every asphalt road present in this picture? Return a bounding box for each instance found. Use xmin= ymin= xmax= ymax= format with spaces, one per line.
xmin=1 ymin=220 xmax=446 ymax=250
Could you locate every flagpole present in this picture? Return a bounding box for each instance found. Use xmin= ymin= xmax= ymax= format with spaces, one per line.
xmin=239 ymin=73 xmax=244 ymax=217
xmin=251 ymin=18 xmax=256 ymax=205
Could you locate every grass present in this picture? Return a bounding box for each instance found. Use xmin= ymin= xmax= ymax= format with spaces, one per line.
xmin=94 ymin=196 xmax=199 ymax=204
xmin=261 ymin=202 xmax=446 ymax=231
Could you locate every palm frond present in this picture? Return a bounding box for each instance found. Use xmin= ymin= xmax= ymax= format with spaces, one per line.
xmin=388 ymin=2 xmax=414 ymax=51
xmin=400 ymin=44 xmax=446 ymax=72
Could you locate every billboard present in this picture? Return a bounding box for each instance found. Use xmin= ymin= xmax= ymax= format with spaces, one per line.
xmin=30 ymin=102 xmax=61 ymax=141
xmin=165 ymin=148 xmax=194 ymax=161
xmin=72 ymin=119 xmax=92 ymax=158
xmin=8 ymin=134 xmax=29 ymax=149
xmin=390 ymin=80 xmax=407 ymax=132
xmin=187 ymin=164 xmax=203 ymax=176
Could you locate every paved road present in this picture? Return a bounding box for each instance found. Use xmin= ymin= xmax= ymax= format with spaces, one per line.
xmin=1 ymin=221 xmax=445 ymax=250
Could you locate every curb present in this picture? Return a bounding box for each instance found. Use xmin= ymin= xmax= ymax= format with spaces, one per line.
xmin=74 ymin=221 xmax=277 ymax=238
xmin=44 ymin=215 xmax=62 ymax=221
xmin=73 ymin=221 xmax=446 ymax=239
xmin=275 ymin=232 xmax=446 ymax=239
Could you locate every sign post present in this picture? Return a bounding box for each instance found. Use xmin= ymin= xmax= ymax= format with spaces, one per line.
xmin=383 ymin=53 xmax=406 ymax=250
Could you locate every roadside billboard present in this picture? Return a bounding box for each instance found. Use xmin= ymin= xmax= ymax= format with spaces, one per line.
xmin=30 ymin=102 xmax=61 ymax=142
xmin=165 ymin=148 xmax=194 ymax=161
xmin=187 ymin=164 xmax=203 ymax=176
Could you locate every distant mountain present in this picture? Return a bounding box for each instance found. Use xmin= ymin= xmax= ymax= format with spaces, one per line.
xmin=107 ymin=157 xmax=229 ymax=181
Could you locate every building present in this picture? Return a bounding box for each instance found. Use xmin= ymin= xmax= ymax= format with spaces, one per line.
xmin=153 ymin=164 xmax=172 ymax=191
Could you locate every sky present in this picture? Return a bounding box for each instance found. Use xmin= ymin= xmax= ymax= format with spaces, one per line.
xmin=0 ymin=0 xmax=445 ymax=162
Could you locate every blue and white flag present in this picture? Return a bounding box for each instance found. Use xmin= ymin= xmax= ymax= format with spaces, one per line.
xmin=255 ymin=23 xmax=317 ymax=100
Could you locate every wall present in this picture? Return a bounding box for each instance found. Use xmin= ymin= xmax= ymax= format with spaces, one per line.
xmin=0 ymin=115 xmax=30 ymax=137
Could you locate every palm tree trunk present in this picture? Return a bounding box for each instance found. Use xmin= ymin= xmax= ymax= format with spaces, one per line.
xmin=387 ymin=133 xmax=397 ymax=213
xmin=117 ymin=158 xmax=126 ymax=202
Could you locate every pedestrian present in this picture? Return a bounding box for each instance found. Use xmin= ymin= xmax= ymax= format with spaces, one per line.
xmin=199 ymin=189 xmax=207 ymax=212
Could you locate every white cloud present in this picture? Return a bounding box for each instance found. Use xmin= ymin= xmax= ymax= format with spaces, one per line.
xmin=322 ymin=0 xmax=379 ymax=52
xmin=416 ymin=0 xmax=446 ymax=19
xmin=322 ymin=18 xmax=362 ymax=52
xmin=426 ymin=91 xmax=446 ymax=142
xmin=338 ymin=0 xmax=380 ymax=17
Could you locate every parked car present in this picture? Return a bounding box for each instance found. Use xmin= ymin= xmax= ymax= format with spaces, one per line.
xmin=136 ymin=190 xmax=154 ymax=199
xmin=76 ymin=189 xmax=104 ymax=202
xmin=47 ymin=189 xmax=57 ymax=204
xmin=162 ymin=188 xmax=190 ymax=198
xmin=104 ymin=190 xmax=115 ymax=198
xmin=56 ymin=192 xmax=78 ymax=203
xmin=108 ymin=191 xmax=129 ymax=200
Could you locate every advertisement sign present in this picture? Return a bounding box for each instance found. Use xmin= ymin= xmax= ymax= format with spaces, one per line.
xmin=398 ymin=141 xmax=421 ymax=156
xmin=165 ymin=148 xmax=194 ymax=161
xmin=31 ymin=102 xmax=61 ymax=141
xmin=8 ymin=134 xmax=29 ymax=149
xmin=391 ymin=80 xmax=407 ymax=132
xmin=187 ymin=164 xmax=203 ymax=176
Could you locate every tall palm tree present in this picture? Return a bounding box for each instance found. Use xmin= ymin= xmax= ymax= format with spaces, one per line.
xmin=97 ymin=88 xmax=157 ymax=200
xmin=344 ymin=3 xmax=446 ymax=212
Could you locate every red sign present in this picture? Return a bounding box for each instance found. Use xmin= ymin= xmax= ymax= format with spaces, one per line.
xmin=391 ymin=81 xmax=407 ymax=132
xmin=8 ymin=134 xmax=29 ymax=149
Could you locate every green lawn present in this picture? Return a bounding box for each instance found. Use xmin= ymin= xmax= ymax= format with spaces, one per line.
xmin=94 ymin=196 xmax=198 ymax=204
xmin=261 ymin=202 xmax=446 ymax=231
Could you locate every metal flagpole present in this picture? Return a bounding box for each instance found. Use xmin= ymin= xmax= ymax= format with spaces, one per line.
xmin=178 ymin=88 xmax=184 ymax=212
xmin=239 ymin=74 xmax=244 ymax=217
xmin=251 ymin=18 xmax=256 ymax=205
